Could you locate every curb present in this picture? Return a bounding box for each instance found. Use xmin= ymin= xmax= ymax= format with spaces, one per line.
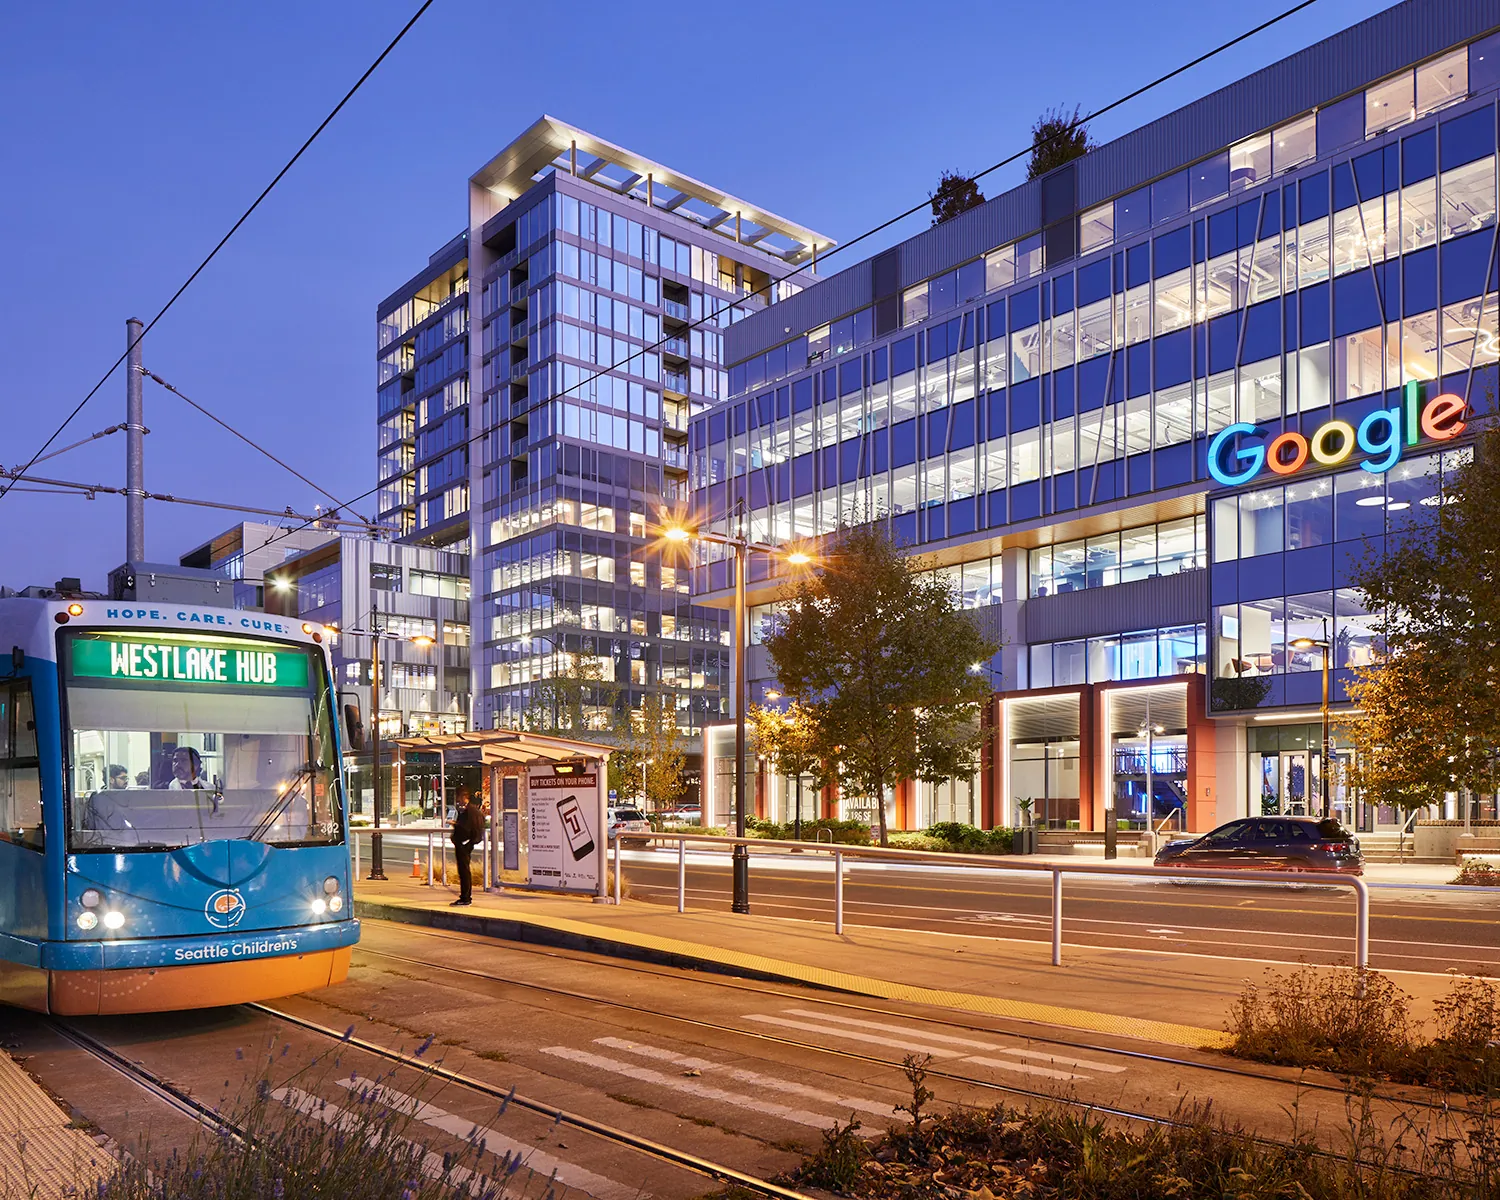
xmin=353 ymin=896 xmax=1231 ymax=1051
xmin=352 ymin=899 xmax=846 ymax=990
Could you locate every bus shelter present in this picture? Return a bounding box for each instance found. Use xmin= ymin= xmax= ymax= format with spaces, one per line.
xmin=391 ymin=729 xmax=615 ymax=902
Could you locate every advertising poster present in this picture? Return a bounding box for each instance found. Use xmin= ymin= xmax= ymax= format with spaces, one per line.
xmin=526 ymin=762 xmax=603 ymax=893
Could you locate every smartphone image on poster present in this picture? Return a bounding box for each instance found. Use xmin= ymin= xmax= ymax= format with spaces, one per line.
xmin=556 ymin=795 xmax=595 ymax=861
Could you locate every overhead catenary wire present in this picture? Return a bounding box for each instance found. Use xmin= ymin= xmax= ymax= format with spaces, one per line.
xmin=247 ymin=0 xmax=1325 ymax=558
xmin=0 ymin=0 xmax=436 ymax=506
xmin=140 ymin=367 xmax=371 ymax=522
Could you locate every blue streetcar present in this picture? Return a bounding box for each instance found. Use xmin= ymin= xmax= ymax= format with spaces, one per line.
xmin=0 ymin=598 xmax=358 ymax=1014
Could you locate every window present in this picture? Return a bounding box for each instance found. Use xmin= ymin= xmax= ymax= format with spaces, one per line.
xmin=901 ymin=283 xmax=929 ymax=328
xmin=985 ymin=245 xmax=1015 ymax=293
xmin=1416 ymin=48 xmax=1468 ymax=117
xmin=1080 ymin=204 xmax=1113 ymax=254
xmin=1077 ymin=298 xmax=1111 ymax=360
xmin=1153 ymin=268 xmax=1193 ymax=335
xmin=1015 ymin=235 xmax=1043 ymax=280
xmin=1366 ymin=71 xmax=1415 ymax=137
xmin=1403 ymin=177 xmax=1440 ymax=251
xmin=371 ymin=562 xmax=402 ymax=592
xmin=1440 ymin=157 xmax=1497 ymax=240
xmin=1273 ymin=114 xmax=1317 ymax=175
xmin=62 ymin=634 xmax=341 ymax=851
xmin=0 ymin=682 xmax=41 ymax=851
xmin=409 ymin=570 xmax=469 ymax=600
xmin=1230 ymin=133 xmax=1271 ymax=192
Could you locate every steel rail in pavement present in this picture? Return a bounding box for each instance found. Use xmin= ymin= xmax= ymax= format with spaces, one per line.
xmin=249 ymin=1002 xmax=816 ymax=1200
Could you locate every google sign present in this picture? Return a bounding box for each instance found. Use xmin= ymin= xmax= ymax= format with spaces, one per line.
xmin=1206 ymin=382 xmax=1467 ymax=487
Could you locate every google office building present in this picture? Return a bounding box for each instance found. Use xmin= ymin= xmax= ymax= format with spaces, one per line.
xmin=688 ymin=0 xmax=1500 ymax=845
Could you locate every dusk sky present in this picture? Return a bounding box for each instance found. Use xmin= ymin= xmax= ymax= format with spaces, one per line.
xmin=2 ymin=0 xmax=1387 ymax=591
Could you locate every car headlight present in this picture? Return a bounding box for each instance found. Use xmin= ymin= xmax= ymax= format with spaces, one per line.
xmin=328 ymin=895 xmax=343 ymax=913
xmin=323 ymin=876 xmax=340 ymax=895
xmin=80 ymin=889 xmax=101 ymax=908
xmin=102 ymin=911 xmax=125 ymax=931
xmin=311 ymin=898 xmax=327 ymax=915
xmin=77 ymin=911 xmax=99 ymax=931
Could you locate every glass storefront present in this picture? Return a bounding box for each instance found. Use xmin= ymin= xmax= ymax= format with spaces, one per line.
xmin=1107 ymin=683 xmax=1189 ymax=830
xmin=1007 ymin=694 xmax=1081 ymax=829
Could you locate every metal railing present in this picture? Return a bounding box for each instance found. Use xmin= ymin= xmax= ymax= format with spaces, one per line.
xmin=627 ymin=831 xmax=1370 ymax=971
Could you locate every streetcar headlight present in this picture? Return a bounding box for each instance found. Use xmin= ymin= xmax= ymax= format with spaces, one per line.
xmin=311 ymin=898 xmax=327 ymax=915
xmin=328 ymin=895 xmax=343 ymax=913
xmin=80 ymin=889 xmax=101 ymax=908
xmin=76 ymin=911 xmax=99 ymax=931
xmin=323 ymin=876 xmax=340 ymax=895
xmin=67 ymin=603 xmax=84 ymax=617
xmin=102 ymin=911 xmax=125 ymax=931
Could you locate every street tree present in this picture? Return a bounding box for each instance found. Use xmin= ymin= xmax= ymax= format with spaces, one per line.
xmin=1026 ymin=105 xmax=1093 ymax=180
xmin=929 ymin=171 xmax=985 ymax=225
xmin=749 ymin=700 xmax=825 ymax=839
xmin=764 ymin=525 xmax=998 ymax=845
xmin=608 ymin=693 xmax=688 ymax=810
xmin=1346 ymin=421 xmax=1500 ymax=810
xmin=523 ymin=651 xmax=618 ymax=735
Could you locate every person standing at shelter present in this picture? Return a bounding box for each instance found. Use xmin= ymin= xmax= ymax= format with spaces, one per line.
xmin=449 ymin=788 xmax=484 ymax=906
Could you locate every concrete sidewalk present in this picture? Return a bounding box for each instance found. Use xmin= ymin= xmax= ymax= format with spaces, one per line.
xmin=351 ymin=874 xmax=1463 ymax=1054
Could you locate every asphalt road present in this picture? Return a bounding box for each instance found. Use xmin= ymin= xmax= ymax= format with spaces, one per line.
xmin=619 ymin=851 xmax=1500 ymax=975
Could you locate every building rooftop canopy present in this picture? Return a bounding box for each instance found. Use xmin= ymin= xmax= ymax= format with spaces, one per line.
xmin=469 ymin=115 xmax=837 ymax=266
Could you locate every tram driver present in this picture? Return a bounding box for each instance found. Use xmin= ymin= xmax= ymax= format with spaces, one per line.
xmin=167 ymin=746 xmax=212 ymax=791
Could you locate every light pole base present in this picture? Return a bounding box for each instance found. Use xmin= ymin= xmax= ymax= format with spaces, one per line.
xmin=730 ymin=844 xmax=750 ymax=913
xmin=368 ymin=830 xmax=387 ymax=881
xmin=1103 ymin=818 xmax=1117 ymax=861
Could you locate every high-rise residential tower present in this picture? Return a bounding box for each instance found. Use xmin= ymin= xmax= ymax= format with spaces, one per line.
xmin=379 ymin=118 xmax=832 ymax=739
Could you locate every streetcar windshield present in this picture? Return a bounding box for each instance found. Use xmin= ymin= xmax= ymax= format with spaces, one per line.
xmin=62 ymin=631 xmax=342 ymax=850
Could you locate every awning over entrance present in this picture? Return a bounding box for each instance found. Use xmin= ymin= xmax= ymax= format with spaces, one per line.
xmin=390 ymin=728 xmax=615 ymax=767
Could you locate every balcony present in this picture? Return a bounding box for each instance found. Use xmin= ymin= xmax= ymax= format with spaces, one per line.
xmin=510 ymin=283 xmax=529 ymax=307
xmin=510 ymin=361 xmax=530 ymax=382
xmin=662 ymin=369 xmax=689 ymax=397
xmin=662 ymin=299 xmax=689 ymax=322
xmin=662 ymin=445 xmax=689 ymax=473
xmin=662 ymin=336 xmax=689 ymax=361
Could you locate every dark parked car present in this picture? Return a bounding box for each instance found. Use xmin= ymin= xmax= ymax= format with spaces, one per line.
xmin=1154 ymin=816 xmax=1363 ymax=874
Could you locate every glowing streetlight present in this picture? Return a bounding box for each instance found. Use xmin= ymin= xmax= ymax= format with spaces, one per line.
xmin=657 ymin=512 xmax=817 ymax=913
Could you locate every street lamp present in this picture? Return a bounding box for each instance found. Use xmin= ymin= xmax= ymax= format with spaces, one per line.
xmin=662 ymin=505 xmax=815 ymax=914
xmin=1291 ymin=618 xmax=1332 ymax=819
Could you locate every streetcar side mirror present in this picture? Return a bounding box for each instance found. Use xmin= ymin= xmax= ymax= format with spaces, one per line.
xmin=341 ymin=696 xmax=365 ymax=752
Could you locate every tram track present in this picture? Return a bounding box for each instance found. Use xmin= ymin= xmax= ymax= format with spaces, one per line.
xmin=273 ymin=935 xmax=1472 ymax=1188
xmin=352 ymin=920 xmax=1459 ymax=1115
xmin=49 ymin=1018 xmax=249 ymax=1145
xmin=246 ymin=1002 xmax=815 ymax=1200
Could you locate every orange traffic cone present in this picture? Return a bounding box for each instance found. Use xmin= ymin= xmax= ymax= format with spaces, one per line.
xmin=410 ymin=851 xmax=422 ymax=879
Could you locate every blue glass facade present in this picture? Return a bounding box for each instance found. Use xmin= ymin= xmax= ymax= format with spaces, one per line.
xmin=691 ymin=6 xmax=1500 ymax=834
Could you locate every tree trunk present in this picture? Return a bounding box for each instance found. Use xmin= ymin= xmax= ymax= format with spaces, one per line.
xmin=794 ymin=776 xmax=802 ymax=841
xmin=876 ymin=792 xmax=889 ymax=847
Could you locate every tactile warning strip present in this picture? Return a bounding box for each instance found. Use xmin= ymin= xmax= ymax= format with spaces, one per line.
xmin=357 ymin=896 xmax=1231 ymax=1051
xmin=0 ymin=1050 xmax=109 ymax=1198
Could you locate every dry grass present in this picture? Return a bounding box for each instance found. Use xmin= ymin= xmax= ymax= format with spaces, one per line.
xmin=1228 ymin=964 xmax=1500 ymax=1094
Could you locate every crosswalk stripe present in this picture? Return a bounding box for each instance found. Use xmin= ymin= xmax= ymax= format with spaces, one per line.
xmin=963 ymin=1055 xmax=1090 ymax=1082
xmin=741 ymin=1014 xmax=964 ymax=1058
xmin=540 ymin=1045 xmax=862 ymax=1130
xmin=330 ymin=1079 xmax=640 ymax=1200
xmin=593 ymin=1037 xmax=892 ymax=1116
xmin=998 ymin=1048 xmax=1126 ymax=1074
xmin=779 ymin=1008 xmax=1002 ymax=1050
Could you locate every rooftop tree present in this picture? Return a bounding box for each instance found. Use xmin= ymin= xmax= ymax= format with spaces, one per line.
xmin=764 ymin=525 xmax=997 ymax=846
xmin=929 ymin=171 xmax=985 ymax=225
xmin=1026 ymin=105 xmax=1094 ymax=180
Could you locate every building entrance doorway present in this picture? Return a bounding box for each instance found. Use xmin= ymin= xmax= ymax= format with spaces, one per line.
xmin=1259 ymin=750 xmax=1318 ymax=817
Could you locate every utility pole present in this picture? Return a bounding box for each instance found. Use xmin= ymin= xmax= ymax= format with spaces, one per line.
xmin=368 ymin=599 xmax=387 ymax=879
xmin=125 ymin=318 xmax=145 ymax=562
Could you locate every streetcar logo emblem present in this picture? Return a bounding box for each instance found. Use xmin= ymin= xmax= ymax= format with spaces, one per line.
xmin=205 ymin=889 xmax=246 ymax=929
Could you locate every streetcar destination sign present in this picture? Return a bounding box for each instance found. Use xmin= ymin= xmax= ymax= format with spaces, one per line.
xmin=70 ymin=636 xmax=310 ymax=689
